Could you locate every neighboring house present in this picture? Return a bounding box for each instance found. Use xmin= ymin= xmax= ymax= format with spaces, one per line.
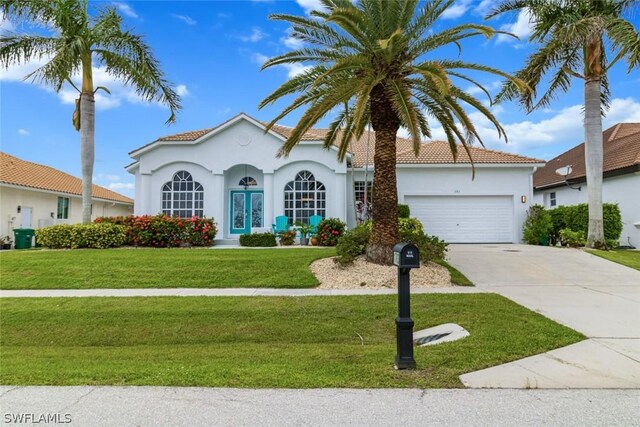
xmin=0 ymin=152 xmax=134 ymax=238
xmin=533 ymin=123 xmax=640 ymax=247
xmin=127 ymin=113 xmax=544 ymax=243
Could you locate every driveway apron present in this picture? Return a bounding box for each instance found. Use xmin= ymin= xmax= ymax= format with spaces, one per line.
xmin=447 ymin=244 xmax=640 ymax=388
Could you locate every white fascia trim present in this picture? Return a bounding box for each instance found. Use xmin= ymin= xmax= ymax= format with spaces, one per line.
xmin=125 ymin=162 xmax=139 ymax=174
xmin=0 ymin=183 xmax=134 ymax=206
xmin=128 ymin=113 xmax=288 ymax=158
xmin=396 ymin=163 xmax=545 ymax=169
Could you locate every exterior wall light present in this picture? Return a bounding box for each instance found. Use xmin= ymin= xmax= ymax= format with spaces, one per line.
xmin=17 ymin=205 xmax=21 ymax=213
xmin=521 ymin=196 xmax=526 ymax=204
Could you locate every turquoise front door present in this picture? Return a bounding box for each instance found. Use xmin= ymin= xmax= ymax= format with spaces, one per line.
xmin=230 ymin=190 xmax=264 ymax=234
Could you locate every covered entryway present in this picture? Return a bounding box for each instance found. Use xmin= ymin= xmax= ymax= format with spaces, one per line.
xmin=405 ymin=195 xmax=514 ymax=243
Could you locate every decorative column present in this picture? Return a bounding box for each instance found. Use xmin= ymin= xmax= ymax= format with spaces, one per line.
xmin=264 ymin=172 xmax=274 ymax=229
xmin=136 ymin=173 xmax=151 ymax=216
xmin=334 ymin=172 xmax=347 ymax=222
xmin=212 ymin=173 xmax=225 ymax=236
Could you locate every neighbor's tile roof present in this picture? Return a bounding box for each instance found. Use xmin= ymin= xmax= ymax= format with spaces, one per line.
xmin=0 ymin=152 xmax=134 ymax=204
xmin=140 ymin=114 xmax=543 ymax=167
xmin=533 ymin=123 xmax=640 ymax=189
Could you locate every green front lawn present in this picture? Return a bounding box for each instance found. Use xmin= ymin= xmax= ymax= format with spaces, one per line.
xmin=0 ymin=294 xmax=583 ymax=388
xmin=0 ymin=248 xmax=335 ymax=289
xmin=587 ymin=249 xmax=640 ymax=271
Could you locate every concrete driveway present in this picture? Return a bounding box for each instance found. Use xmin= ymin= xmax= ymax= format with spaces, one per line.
xmin=447 ymin=244 xmax=640 ymax=388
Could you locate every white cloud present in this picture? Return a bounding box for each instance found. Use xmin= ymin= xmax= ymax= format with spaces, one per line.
xmin=17 ymin=128 xmax=29 ymax=136
xmin=1 ymin=11 xmax=14 ymax=33
xmin=296 ymin=0 xmax=327 ymax=15
xmin=281 ymin=33 xmax=305 ymax=50
xmin=1 ymin=56 xmax=164 ymax=110
xmin=465 ymin=80 xmax=502 ymax=97
xmin=251 ymin=52 xmax=270 ymax=66
xmin=497 ymin=8 xmax=534 ymax=44
xmin=239 ymin=27 xmax=267 ymax=43
xmin=441 ymin=0 xmax=473 ymax=20
xmin=474 ymin=0 xmax=497 ymax=16
xmin=282 ymin=63 xmax=312 ymax=78
xmin=426 ymin=97 xmax=640 ymax=155
xmin=171 ymin=14 xmax=196 ymax=26
xmin=176 ymin=84 xmax=190 ymax=97
xmin=113 ymin=2 xmax=139 ymax=19
xmin=108 ymin=182 xmax=135 ymax=190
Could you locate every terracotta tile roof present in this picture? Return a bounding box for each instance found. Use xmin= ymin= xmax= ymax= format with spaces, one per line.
xmin=265 ymin=124 xmax=542 ymax=166
xmin=533 ymin=123 xmax=640 ymax=189
xmin=1 ymin=152 xmax=134 ymax=204
xmin=134 ymin=113 xmax=543 ymax=167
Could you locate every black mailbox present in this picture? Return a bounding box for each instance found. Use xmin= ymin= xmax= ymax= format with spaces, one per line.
xmin=393 ymin=243 xmax=420 ymax=269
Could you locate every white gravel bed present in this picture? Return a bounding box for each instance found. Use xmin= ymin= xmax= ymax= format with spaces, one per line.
xmin=310 ymin=255 xmax=452 ymax=289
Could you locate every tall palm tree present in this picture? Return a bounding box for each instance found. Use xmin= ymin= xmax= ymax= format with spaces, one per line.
xmin=488 ymin=0 xmax=640 ymax=248
xmin=1 ymin=0 xmax=181 ymax=224
xmin=259 ymin=0 xmax=527 ymax=264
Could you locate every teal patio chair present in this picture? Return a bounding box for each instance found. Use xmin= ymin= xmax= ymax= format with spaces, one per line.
xmin=272 ymin=216 xmax=289 ymax=234
xmin=309 ymin=215 xmax=323 ymax=235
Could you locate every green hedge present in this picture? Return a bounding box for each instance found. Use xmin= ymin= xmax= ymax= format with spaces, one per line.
xmin=523 ymin=204 xmax=553 ymax=245
xmin=35 ymin=223 xmax=127 ymax=249
xmin=239 ymin=232 xmax=277 ymax=247
xmin=550 ymin=203 xmax=622 ymax=243
xmin=397 ymin=204 xmax=410 ymax=219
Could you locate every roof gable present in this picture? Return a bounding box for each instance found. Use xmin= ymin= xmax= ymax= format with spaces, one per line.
xmin=129 ymin=112 xmax=287 ymax=157
xmin=0 ymin=152 xmax=134 ymax=204
xmin=533 ymin=123 xmax=640 ymax=189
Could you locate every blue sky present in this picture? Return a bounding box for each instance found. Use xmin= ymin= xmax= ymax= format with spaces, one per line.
xmin=1 ymin=0 xmax=639 ymax=199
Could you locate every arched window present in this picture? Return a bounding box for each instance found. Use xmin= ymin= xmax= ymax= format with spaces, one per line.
xmin=284 ymin=170 xmax=326 ymax=224
xmin=161 ymin=171 xmax=204 ymax=218
xmin=239 ymin=176 xmax=257 ymax=187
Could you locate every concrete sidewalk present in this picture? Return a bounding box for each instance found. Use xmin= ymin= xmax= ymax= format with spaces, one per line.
xmin=448 ymin=244 xmax=640 ymax=389
xmin=1 ymin=386 xmax=638 ymax=426
xmin=0 ymin=286 xmax=482 ymax=298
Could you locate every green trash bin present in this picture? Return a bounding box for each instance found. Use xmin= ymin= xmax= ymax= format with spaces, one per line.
xmin=13 ymin=228 xmax=35 ymax=249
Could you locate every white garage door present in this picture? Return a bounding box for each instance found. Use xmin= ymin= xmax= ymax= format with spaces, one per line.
xmin=405 ymin=195 xmax=514 ymax=243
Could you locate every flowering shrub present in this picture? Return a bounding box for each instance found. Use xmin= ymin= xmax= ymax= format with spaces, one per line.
xmin=316 ymin=218 xmax=346 ymax=246
xmin=95 ymin=214 xmax=217 ymax=247
xmin=35 ymin=223 xmax=127 ymax=249
xmin=278 ymin=230 xmax=297 ymax=246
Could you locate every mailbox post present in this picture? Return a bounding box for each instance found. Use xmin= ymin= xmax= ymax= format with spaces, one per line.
xmin=392 ymin=243 xmax=420 ymax=370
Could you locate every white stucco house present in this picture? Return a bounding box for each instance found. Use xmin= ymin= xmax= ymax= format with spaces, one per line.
xmin=127 ymin=113 xmax=544 ymax=243
xmin=533 ymin=123 xmax=640 ymax=247
xmin=0 ymin=152 xmax=134 ymax=239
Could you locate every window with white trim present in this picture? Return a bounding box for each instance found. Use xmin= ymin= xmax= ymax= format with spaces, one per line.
xmin=57 ymin=196 xmax=69 ymax=219
xmin=161 ymin=171 xmax=204 ymax=218
xmin=550 ymin=192 xmax=557 ymax=207
xmin=284 ymin=170 xmax=326 ymax=224
xmin=354 ymin=181 xmax=372 ymax=204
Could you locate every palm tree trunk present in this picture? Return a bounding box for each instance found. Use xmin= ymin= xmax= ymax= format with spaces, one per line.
xmin=367 ymin=85 xmax=399 ymax=265
xmin=80 ymin=92 xmax=95 ymax=224
xmin=584 ymin=79 xmax=604 ymax=248
xmin=80 ymin=53 xmax=95 ymax=225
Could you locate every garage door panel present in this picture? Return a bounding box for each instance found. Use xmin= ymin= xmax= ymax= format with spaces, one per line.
xmin=406 ymin=196 xmax=513 ymax=243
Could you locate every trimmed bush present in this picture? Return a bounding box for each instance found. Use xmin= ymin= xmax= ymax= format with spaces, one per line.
xmin=35 ymin=223 xmax=127 ymax=249
xmin=96 ymin=214 xmax=217 ymax=247
xmin=559 ymin=228 xmax=586 ymax=248
xmin=551 ymin=203 xmax=622 ymax=242
xmin=397 ymin=204 xmax=411 ymax=219
xmin=239 ymin=232 xmax=277 ymax=247
xmin=523 ymin=205 xmax=553 ymax=245
xmin=335 ymin=218 xmax=447 ymax=265
xmin=335 ymin=223 xmax=371 ymax=266
xmin=316 ymin=218 xmax=346 ymax=246
xmin=399 ymin=217 xmax=424 ymax=235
